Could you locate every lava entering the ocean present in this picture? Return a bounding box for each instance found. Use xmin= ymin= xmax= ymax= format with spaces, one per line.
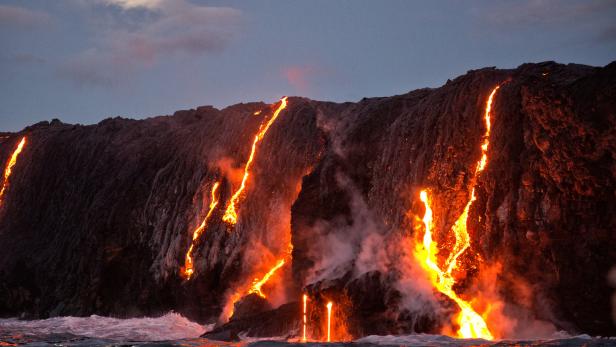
xmin=0 ymin=137 xmax=26 ymax=204
xmin=414 ymin=86 xmax=501 ymax=340
xmin=222 ymin=97 xmax=288 ymax=225
xmin=181 ymin=181 xmax=221 ymax=280
xmin=326 ymin=301 xmax=333 ymax=342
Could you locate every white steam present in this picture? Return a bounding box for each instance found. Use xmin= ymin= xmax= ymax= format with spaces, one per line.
xmin=304 ymin=172 xmax=383 ymax=284
xmin=309 ymin=107 xmax=440 ymax=321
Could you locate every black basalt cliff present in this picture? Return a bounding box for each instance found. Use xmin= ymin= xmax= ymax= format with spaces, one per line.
xmin=0 ymin=61 xmax=614 ymax=338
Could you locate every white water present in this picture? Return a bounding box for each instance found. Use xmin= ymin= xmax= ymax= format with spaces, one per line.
xmin=0 ymin=312 xmax=211 ymax=341
xmin=0 ymin=315 xmax=613 ymax=346
xmin=356 ymin=334 xmax=489 ymax=346
xmin=355 ymin=332 xmax=595 ymax=346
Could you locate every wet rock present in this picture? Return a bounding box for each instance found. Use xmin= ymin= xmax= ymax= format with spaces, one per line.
xmin=203 ymin=302 xmax=299 ymax=341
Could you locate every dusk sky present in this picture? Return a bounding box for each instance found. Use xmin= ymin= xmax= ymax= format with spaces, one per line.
xmin=1 ymin=0 xmax=615 ymax=131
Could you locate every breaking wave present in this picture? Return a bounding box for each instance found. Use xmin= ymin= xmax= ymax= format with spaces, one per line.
xmin=0 ymin=312 xmax=210 ymax=341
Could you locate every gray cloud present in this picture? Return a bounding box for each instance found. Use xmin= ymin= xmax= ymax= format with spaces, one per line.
xmin=478 ymin=0 xmax=616 ymax=27
xmin=473 ymin=0 xmax=616 ymax=46
xmin=100 ymin=0 xmax=166 ymax=11
xmin=59 ymin=0 xmax=241 ymax=87
xmin=0 ymin=5 xmax=51 ymax=29
xmin=597 ymin=25 xmax=616 ymax=43
xmin=0 ymin=53 xmax=46 ymax=66
xmin=58 ymin=50 xmax=120 ymax=87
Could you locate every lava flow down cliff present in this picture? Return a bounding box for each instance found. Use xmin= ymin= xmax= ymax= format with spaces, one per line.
xmin=0 ymin=61 xmax=615 ymax=341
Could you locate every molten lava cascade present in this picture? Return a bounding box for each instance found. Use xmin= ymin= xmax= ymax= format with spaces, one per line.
xmin=417 ymin=191 xmax=492 ymax=339
xmin=180 ymin=181 xmax=221 ymax=279
xmin=222 ymin=97 xmax=288 ymax=225
xmin=247 ymin=258 xmax=286 ymax=298
xmin=414 ymin=86 xmax=501 ymax=340
xmin=0 ymin=137 xmax=26 ymax=204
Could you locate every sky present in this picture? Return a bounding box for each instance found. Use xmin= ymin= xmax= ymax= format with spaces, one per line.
xmin=1 ymin=0 xmax=615 ymax=132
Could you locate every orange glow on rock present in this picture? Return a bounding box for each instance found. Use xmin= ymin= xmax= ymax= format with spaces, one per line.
xmin=248 ymin=258 xmax=286 ymax=298
xmin=0 ymin=137 xmax=26 ymax=204
xmin=222 ymin=97 xmax=288 ymax=226
xmin=223 ymin=256 xmax=288 ymax=321
xmin=414 ymin=86 xmax=501 ymax=340
xmin=180 ymin=181 xmax=220 ymax=280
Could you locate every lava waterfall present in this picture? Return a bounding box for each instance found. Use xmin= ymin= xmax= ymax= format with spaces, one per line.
xmin=0 ymin=61 xmax=614 ymax=340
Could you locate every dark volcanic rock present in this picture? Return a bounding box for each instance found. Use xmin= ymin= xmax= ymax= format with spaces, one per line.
xmin=0 ymin=61 xmax=615 ymax=338
xmin=203 ymin=302 xmax=300 ymax=341
xmin=231 ymin=294 xmax=272 ymax=321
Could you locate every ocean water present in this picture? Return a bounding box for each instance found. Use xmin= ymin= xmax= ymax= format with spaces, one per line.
xmin=0 ymin=313 xmax=614 ymax=346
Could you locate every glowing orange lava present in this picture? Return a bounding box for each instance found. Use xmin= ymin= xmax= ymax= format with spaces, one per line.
xmin=248 ymin=258 xmax=286 ymax=298
xmin=414 ymin=86 xmax=500 ymax=340
xmin=223 ymin=244 xmax=293 ymax=321
xmin=416 ymin=190 xmax=493 ymax=339
xmin=326 ymin=301 xmax=333 ymax=342
xmin=0 ymin=137 xmax=26 ymax=203
xmin=302 ymin=294 xmax=308 ymax=342
xmin=181 ymin=181 xmax=220 ymax=279
xmin=222 ymin=97 xmax=288 ymax=225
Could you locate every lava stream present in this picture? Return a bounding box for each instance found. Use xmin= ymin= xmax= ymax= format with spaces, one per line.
xmin=326 ymin=301 xmax=333 ymax=342
xmin=0 ymin=137 xmax=26 ymax=203
xmin=302 ymin=294 xmax=308 ymax=342
xmin=222 ymin=97 xmax=288 ymax=225
xmin=417 ymin=191 xmax=492 ymax=339
xmin=247 ymin=258 xmax=286 ymax=298
xmin=444 ymin=86 xmax=499 ymax=275
xmin=181 ymin=181 xmax=221 ymax=280
xmin=224 ymin=257 xmax=287 ymax=320
xmin=414 ymin=86 xmax=500 ymax=340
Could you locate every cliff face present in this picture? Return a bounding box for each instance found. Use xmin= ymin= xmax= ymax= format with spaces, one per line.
xmin=0 ymin=62 xmax=614 ymax=338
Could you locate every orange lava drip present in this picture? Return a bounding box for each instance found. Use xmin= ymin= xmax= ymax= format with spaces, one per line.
xmin=414 ymin=86 xmax=500 ymax=340
xmin=181 ymin=181 xmax=220 ymax=279
xmin=302 ymin=294 xmax=308 ymax=342
xmin=0 ymin=137 xmax=26 ymax=204
xmin=326 ymin=301 xmax=333 ymax=342
xmin=222 ymin=97 xmax=288 ymax=225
